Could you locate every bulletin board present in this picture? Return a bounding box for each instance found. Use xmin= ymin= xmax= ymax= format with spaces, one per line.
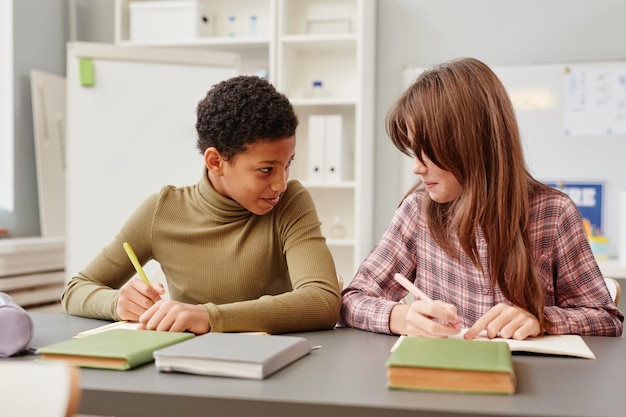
xmin=402 ymin=61 xmax=626 ymax=256
xmin=65 ymin=42 xmax=239 ymax=279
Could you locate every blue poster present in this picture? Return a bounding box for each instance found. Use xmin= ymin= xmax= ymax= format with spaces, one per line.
xmin=544 ymin=181 xmax=604 ymax=235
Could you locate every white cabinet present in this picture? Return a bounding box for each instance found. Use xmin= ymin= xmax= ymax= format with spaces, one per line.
xmin=114 ymin=0 xmax=376 ymax=284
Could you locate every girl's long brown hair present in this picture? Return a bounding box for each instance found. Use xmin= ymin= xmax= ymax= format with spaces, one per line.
xmin=387 ymin=57 xmax=550 ymax=331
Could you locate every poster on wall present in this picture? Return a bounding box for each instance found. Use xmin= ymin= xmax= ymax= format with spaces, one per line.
xmin=563 ymin=65 xmax=626 ymax=135
xmin=544 ymin=180 xmax=605 ymax=235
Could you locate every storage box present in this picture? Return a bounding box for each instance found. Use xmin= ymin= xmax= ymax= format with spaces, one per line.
xmin=130 ymin=1 xmax=213 ymax=42
xmin=306 ymin=3 xmax=353 ymax=34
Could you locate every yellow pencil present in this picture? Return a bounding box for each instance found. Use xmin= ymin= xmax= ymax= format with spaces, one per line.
xmin=122 ymin=242 xmax=151 ymax=286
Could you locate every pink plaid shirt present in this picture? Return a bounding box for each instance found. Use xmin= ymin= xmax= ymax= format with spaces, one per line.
xmin=340 ymin=187 xmax=623 ymax=336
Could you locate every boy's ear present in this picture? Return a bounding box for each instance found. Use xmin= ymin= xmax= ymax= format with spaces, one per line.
xmin=204 ymin=147 xmax=225 ymax=176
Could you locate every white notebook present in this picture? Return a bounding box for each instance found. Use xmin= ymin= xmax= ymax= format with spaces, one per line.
xmin=154 ymin=333 xmax=313 ymax=379
xmin=392 ymin=330 xmax=596 ymax=359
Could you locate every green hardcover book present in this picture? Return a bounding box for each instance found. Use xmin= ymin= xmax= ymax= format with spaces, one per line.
xmin=37 ymin=329 xmax=194 ymax=371
xmin=385 ymin=337 xmax=516 ymax=395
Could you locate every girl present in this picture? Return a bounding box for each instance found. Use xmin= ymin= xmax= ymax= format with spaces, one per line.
xmin=340 ymin=58 xmax=623 ymax=339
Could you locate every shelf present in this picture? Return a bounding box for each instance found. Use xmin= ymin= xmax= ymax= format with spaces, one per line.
xmin=116 ymin=0 xmax=275 ymax=81
xmin=280 ymin=33 xmax=358 ymax=49
xmin=289 ymin=98 xmax=356 ymax=107
xmin=118 ymin=36 xmax=271 ymax=50
xmin=279 ymin=42 xmax=357 ymax=100
xmin=280 ymin=0 xmax=359 ymax=37
xmin=301 ymin=181 xmax=356 ymax=190
xmin=117 ymin=0 xmax=274 ymax=41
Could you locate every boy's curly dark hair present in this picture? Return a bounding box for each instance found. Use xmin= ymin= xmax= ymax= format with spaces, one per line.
xmin=195 ymin=76 xmax=298 ymax=160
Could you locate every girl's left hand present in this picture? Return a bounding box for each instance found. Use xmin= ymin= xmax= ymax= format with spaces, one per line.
xmin=463 ymin=303 xmax=540 ymax=340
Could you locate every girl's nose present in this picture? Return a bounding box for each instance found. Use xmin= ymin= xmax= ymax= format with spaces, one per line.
xmin=412 ymin=157 xmax=427 ymax=175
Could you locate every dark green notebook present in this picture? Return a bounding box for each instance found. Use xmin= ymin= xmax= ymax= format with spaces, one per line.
xmin=37 ymin=329 xmax=194 ymax=371
xmin=386 ymin=337 xmax=516 ymax=394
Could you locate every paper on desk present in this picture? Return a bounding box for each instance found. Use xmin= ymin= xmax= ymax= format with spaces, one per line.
xmin=391 ymin=329 xmax=596 ymax=359
xmin=75 ymin=321 xmax=271 ymax=338
xmin=74 ymin=321 xmax=141 ymax=338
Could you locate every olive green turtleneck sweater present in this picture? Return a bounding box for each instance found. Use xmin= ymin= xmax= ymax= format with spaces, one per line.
xmin=62 ymin=169 xmax=340 ymax=333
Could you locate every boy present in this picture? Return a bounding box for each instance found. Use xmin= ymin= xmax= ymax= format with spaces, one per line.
xmin=62 ymin=76 xmax=340 ymax=334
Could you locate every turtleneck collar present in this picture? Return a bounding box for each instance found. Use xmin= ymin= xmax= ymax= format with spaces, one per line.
xmin=195 ymin=167 xmax=253 ymax=222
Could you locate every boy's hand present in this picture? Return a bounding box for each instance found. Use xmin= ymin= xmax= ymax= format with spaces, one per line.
xmin=139 ymin=300 xmax=211 ymax=335
xmin=116 ymin=279 xmax=164 ymax=321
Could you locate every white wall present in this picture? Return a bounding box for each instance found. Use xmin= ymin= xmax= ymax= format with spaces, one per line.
xmin=69 ymin=0 xmax=115 ymax=42
xmin=374 ymin=0 xmax=626 ymax=246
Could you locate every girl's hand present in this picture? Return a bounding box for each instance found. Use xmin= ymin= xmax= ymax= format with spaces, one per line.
xmin=391 ymin=300 xmax=461 ymax=337
xmin=464 ymin=303 xmax=540 ymax=340
xmin=116 ymin=279 xmax=164 ymax=321
xmin=139 ymin=300 xmax=210 ymax=335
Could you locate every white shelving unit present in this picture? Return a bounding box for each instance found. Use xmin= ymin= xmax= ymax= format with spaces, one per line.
xmin=113 ymin=0 xmax=376 ymax=284
xmin=277 ymin=0 xmax=375 ymax=284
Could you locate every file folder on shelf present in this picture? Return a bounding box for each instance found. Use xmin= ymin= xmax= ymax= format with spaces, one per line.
xmin=324 ymin=115 xmax=351 ymax=183
xmin=307 ymin=115 xmax=327 ymax=183
xmin=307 ymin=114 xmax=352 ymax=184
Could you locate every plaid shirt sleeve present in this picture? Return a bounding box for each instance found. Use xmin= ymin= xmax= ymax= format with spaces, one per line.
xmin=537 ymin=191 xmax=623 ymax=336
xmin=339 ymin=195 xmax=421 ymax=334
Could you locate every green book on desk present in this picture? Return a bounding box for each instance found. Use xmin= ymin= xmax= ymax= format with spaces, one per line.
xmin=37 ymin=329 xmax=194 ymax=371
xmin=386 ymin=337 xmax=516 ymax=395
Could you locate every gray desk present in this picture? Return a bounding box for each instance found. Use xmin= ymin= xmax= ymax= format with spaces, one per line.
xmin=5 ymin=313 xmax=626 ymax=417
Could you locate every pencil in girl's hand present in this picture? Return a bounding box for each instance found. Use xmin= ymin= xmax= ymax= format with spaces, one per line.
xmin=393 ymin=273 xmax=461 ymax=329
xmin=393 ymin=273 xmax=433 ymax=302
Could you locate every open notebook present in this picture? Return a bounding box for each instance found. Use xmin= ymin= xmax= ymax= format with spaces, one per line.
xmin=75 ymin=321 xmax=269 ymax=338
xmin=391 ymin=329 xmax=596 ymax=359
xmin=75 ymin=321 xmax=141 ymax=338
